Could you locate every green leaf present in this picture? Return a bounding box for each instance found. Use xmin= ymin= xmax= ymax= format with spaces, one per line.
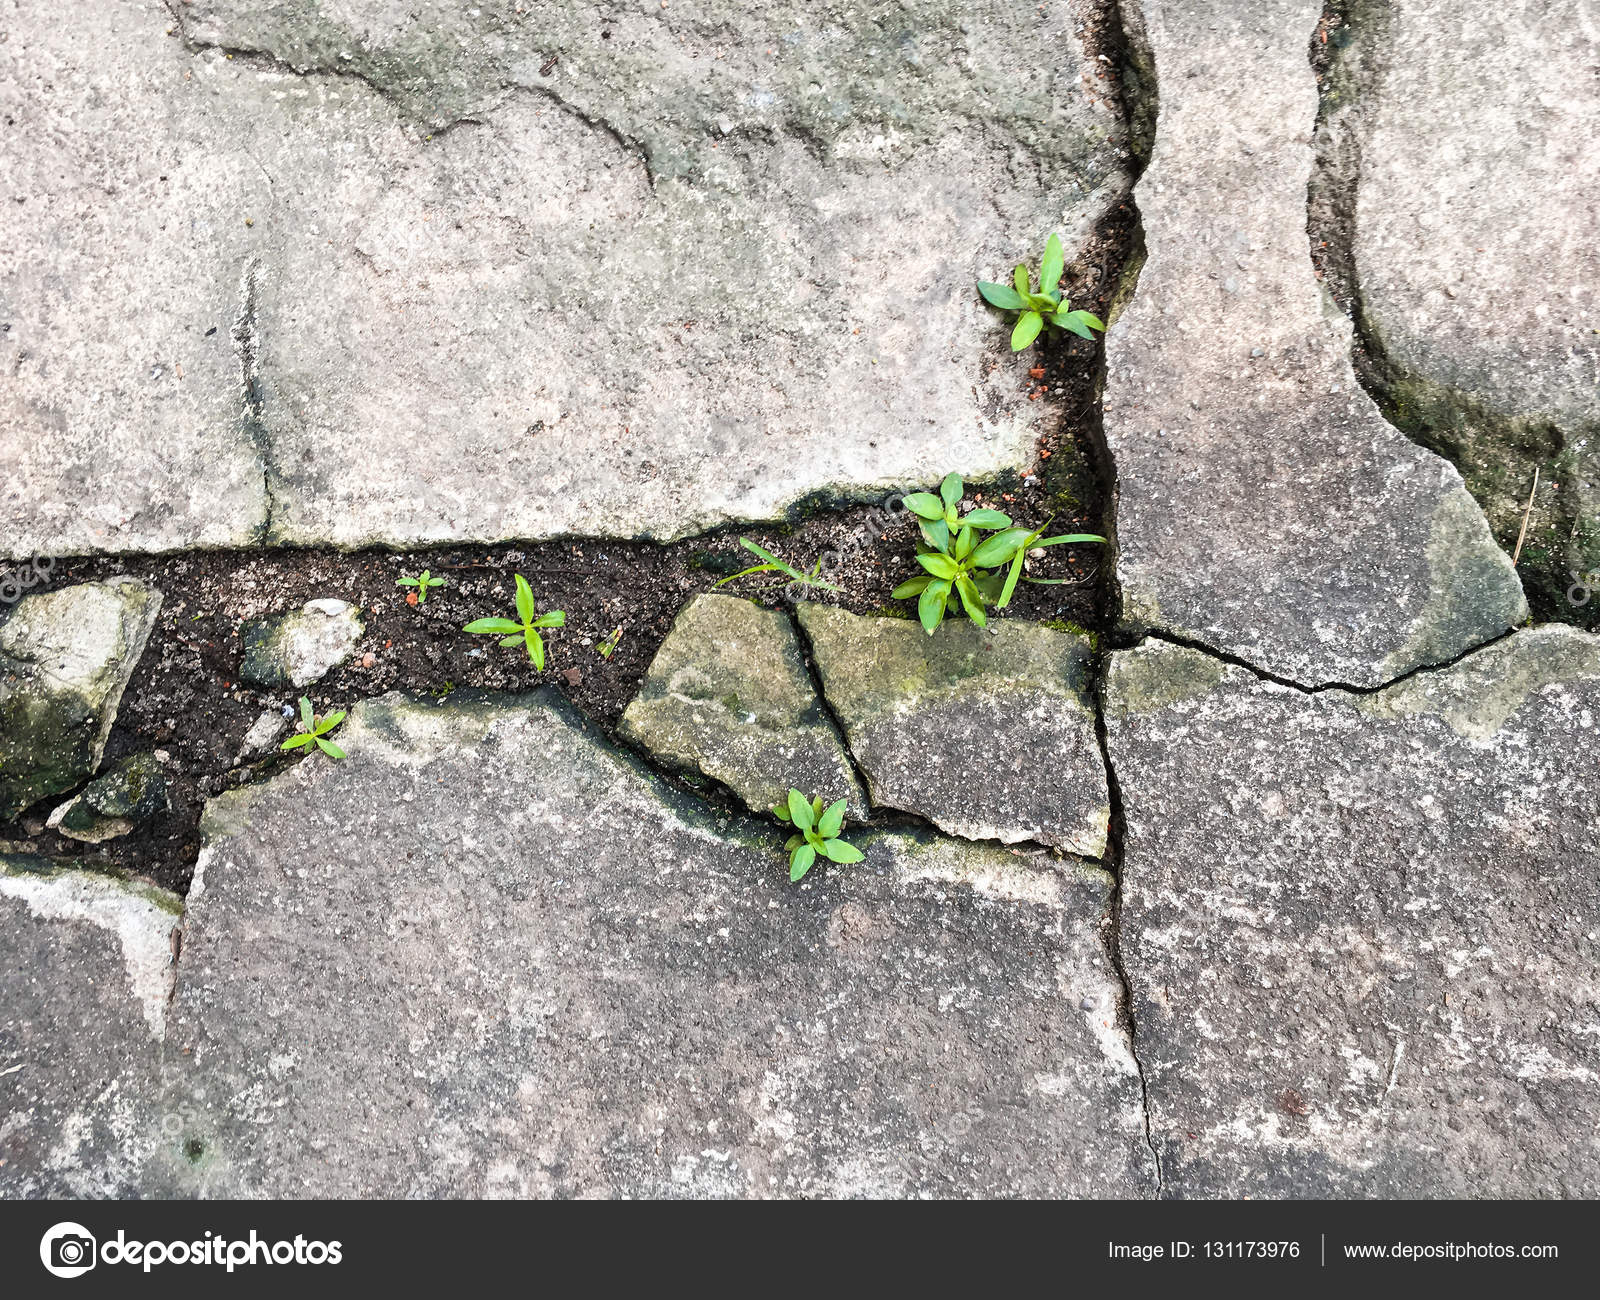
xmin=711 ymin=563 xmax=780 ymax=590
xmin=963 ymin=508 xmax=1011 ymax=529
xmin=514 ymin=574 xmax=536 ymax=625
xmin=738 ymin=538 xmax=841 ymax=592
xmin=1011 ymin=310 xmax=1044 ymax=351
xmin=919 ymin=519 xmax=951 ymax=553
xmin=789 ymin=843 xmax=816 ymax=883
xmin=818 ymin=798 xmax=847 ymax=839
xmin=972 ymin=527 xmax=1031 ymax=568
xmin=954 ymin=573 xmax=988 ymax=626
xmin=1040 ymin=232 xmax=1065 ymax=295
xmin=397 ymin=577 xmax=419 ymax=587
xmin=773 ymin=803 xmax=792 ymax=822
xmin=785 ymin=834 xmax=802 ymax=851
xmin=891 ymin=575 xmax=933 ymax=599
xmin=918 ymin=578 xmax=951 ymax=634
xmin=1036 ymin=533 xmax=1108 ymax=547
xmin=315 ymin=710 xmax=346 ymax=735
xmin=464 ymin=617 xmax=523 ymax=634
xmin=316 ymin=737 xmax=346 ymax=760
xmin=299 ymin=696 xmax=313 ymax=729
xmin=953 ymin=524 xmax=974 ymax=562
xmin=903 ymin=492 xmax=944 ymax=521
xmin=1012 ymin=264 xmax=1029 ymax=297
xmin=999 ymin=547 xmax=1027 ymax=609
xmin=787 ymin=789 xmax=813 ymax=832
xmin=526 ymin=627 xmax=545 ymax=670
xmin=533 ymin=611 xmax=566 ymax=628
xmin=1028 ymin=294 xmax=1057 ymax=313
xmin=1059 ymin=310 xmax=1106 ymax=341
xmin=280 ymin=733 xmax=314 ymax=750
xmin=972 ymin=570 xmax=1006 ymax=604
xmin=820 ymin=838 xmax=863 ymax=864
xmin=977 ymin=281 xmax=1025 ymax=310
xmin=917 ymin=552 xmax=959 ymax=580
xmin=939 ymin=472 xmax=963 ymax=508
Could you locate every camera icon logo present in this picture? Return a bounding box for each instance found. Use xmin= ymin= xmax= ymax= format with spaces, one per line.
xmin=40 ymin=1223 xmax=97 ymax=1279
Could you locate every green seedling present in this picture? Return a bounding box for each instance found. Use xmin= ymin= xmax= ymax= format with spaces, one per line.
xmin=597 ymin=625 xmax=624 ymax=660
xmin=712 ymin=537 xmax=841 ymax=594
xmin=462 ymin=573 xmax=566 ymax=670
xmin=977 ymin=233 xmax=1106 ymax=351
xmin=397 ymin=570 xmax=445 ymax=603
xmin=893 ymin=472 xmax=1105 ymax=634
xmin=772 ymin=788 xmax=863 ymax=882
xmin=280 ymin=696 xmax=347 ymax=759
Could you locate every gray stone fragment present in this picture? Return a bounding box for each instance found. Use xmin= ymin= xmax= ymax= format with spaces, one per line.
xmin=1105 ymin=628 xmax=1600 ymax=1196
xmin=236 ymin=710 xmax=288 ymax=761
xmin=0 ymin=580 xmax=163 ymax=820
xmin=1326 ymin=0 xmax=1600 ymax=625
xmin=164 ymin=690 xmax=1153 ymax=1197
xmin=47 ymin=754 xmax=169 ymax=845
xmin=1106 ymin=0 xmax=1525 ymax=687
xmin=619 ymin=594 xmax=864 ymax=817
xmin=0 ymin=856 xmax=181 ymax=1198
xmin=799 ymin=606 xmax=1109 ymax=857
xmin=239 ymin=599 xmax=364 ymax=689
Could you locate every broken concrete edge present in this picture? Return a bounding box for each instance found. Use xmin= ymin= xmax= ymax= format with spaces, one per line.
xmin=0 ymin=854 xmax=182 ymax=1039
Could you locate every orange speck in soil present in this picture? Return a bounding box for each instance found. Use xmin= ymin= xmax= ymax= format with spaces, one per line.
xmin=406 ymin=592 xmax=419 ymax=606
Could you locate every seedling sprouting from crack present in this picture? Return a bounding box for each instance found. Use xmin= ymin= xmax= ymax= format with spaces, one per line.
xmin=397 ymin=570 xmax=445 ymax=604
xmin=978 ymin=233 xmax=1106 ymax=351
xmin=280 ymin=696 xmax=346 ymax=759
xmin=772 ymin=788 xmax=862 ymax=883
xmin=893 ymin=472 xmax=1105 ymax=634
xmin=463 ymin=573 xmax=565 ymax=670
xmin=712 ymin=538 xmax=841 ymax=594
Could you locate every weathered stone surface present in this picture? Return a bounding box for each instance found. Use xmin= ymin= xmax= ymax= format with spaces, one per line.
xmin=0 ymin=580 xmax=163 ymax=820
xmin=0 ymin=856 xmax=181 ymax=1198
xmin=1106 ymin=0 xmax=1525 ymax=687
xmin=47 ymin=753 xmax=170 ymax=845
xmin=3 ymin=0 xmax=1129 ymax=557
xmin=1105 ymin=629 xmax=1600 ymax=1197
xmin=619 ymin=594 xmax=864 ymax=817
xmin=239 ymin=598 xmax=365 ymax=689
xmin=799 ymin=606 xmax=1109 ymax=857
xmin=236 ymin=709 xmax=289 ymax=762
xmin=165 ymin=690 xmax=1153 ymax=1197
xmin=1325 ymin=0 xmax=1600 ymax=627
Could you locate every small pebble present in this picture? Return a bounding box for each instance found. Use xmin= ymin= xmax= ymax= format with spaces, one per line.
xmin=1079 ymin=997 xmax=1096 ymax=1011
xmin=361 ymin=652 xmax=375 ymax=668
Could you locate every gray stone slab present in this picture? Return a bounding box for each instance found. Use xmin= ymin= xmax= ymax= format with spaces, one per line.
xmin=2 ymin=0 xmax=1131 ymax=557
xmin=0 ymin=579 xmax=163 ymax=820
xmin=1106 ymin=0 xmax=1525 ymax=688
xmin=1327 ymin=0 xmax=1600 ymax=623
xmin=239 ymin=598 xmax=365 ymax=689
xmin=164 ymin=690 xmax=1154 ymax=1197
xmin=619 ymin=594 xmax=865 ymax=818
xmin=1105 ymin=629 xmax=1600 ymax=1197
xmin=0 ymin=856 xmax=181 ymax=1198
xmin=799 ymin=606 xmax=1110 ymax=857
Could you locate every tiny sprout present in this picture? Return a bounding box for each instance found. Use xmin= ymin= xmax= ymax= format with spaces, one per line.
xmin=397 ymin=570 xmax=445 ymax=604
xmin=280 ymin=696 xmax=347 ymax=759
xmin=977 ymin=233 xmax=1106 ymax=352
xmin=463 ymin=573 xmax=566 ymax=670
xmin=772 ymin=788 xmax=863 ymax=882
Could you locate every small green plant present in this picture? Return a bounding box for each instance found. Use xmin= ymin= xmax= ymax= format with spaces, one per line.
xmin=893 ymin=472 xmax=1105 ymax=634
xmin=978 ymin=233 xmax=1106 ymax=351
xmin=772 ymin=789 xmax=863 ymax=882
xmin=712 ymin=538 xmax=841 ymax=594
xmin=597 ymin=625 xmax=624 ymax=660
xmin=462 ymin=574 xmax=566 ymax=670
xmin=397 ymin=570 xmax=445 ymax=603
xmin=280 ymin=696 xmax=346 ymax=759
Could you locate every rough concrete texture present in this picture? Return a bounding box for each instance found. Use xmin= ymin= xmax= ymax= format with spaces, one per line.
xmin=619 ymin=594 xmax=865 ymax=817
xmin=799 ymin=606 xmax=1109 ymax=857
xmin=163 ymin=690 xmax=1154 ymax=1197
xmin=0 ymin=856 xmax=181 ymax=1198
xmin=1106 ymin=0 xmax=1525 ymax=687
xmin=0 ymin=580 xmax=162 ymax=820
xmin=1 ymin=0 xmax=1129 ymax=558
xmin=1105 ymin=629 xmax=1600 ymax=1197
xmin=47 ymin=753 xmax=170 ymax=845
xmin=1324 ymin=0 xmax=1600 ymax=625
xmin=239 ymin=598 xmax=365 ymax=689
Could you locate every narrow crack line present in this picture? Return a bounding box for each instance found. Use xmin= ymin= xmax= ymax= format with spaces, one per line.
xmin=787 ymin=606 xmax=876 ymax=806
xmin=1091 ymin=663 xmax=1163 ymax=1196
xmin=1136 ymin=622 xmax=1521 ymax=697
xmin=229 ymin=258 xmax=278 ymax=542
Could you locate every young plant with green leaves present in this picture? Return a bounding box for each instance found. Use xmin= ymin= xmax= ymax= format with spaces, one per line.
xmin=893 ymin=472 xmax=1106 ymax=634
xmin=977 ymin=233 xmax=1106 ymax=351
xmin=772 ymin=789 xmax=863 ymax=883
xmin=396 ymin=570 xmax=445 ymax=603
xmin=462 ymin=574 xmax=566 ymax=670
xmin=280 ymin=696 xmax=347 ymax=759
xmin=711 ymin=538 xmax=841 ymax=594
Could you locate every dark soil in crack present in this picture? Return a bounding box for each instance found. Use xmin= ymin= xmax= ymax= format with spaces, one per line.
xmin=4 ymin=0 xmax=1141 ymax=900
